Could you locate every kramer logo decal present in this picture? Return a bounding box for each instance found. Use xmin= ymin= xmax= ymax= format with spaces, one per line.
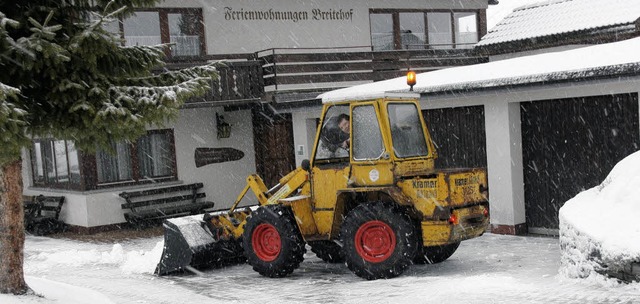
xmin=224 ymin=7 xmax=354 ymax=23
xmin=413 ymin=180 xmax=436 ymax=188
xmin=413 ymin=180 xmax=436 ymax=199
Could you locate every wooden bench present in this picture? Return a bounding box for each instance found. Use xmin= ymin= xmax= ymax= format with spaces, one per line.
xmin=24 ymin=195 xmax=65 ymax=236
xmin=119 ymin=183 xmax=215 ymax=225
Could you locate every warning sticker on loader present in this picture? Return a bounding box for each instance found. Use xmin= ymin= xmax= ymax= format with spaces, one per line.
xmin=267 ymin=184 xmax=291 ymax=204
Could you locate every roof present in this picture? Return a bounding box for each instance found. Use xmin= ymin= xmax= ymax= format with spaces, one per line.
xmin=477 ymin=0 xmax=640 ymax=48
xmin=321 ymin=92 xmax=419 ymax=104
xmin=318 ymin=37 xmax=640 ymax=101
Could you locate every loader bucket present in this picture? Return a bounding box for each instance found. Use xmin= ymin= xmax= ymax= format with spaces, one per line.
xmin=155 ymin=215 xmax=245 ymax=275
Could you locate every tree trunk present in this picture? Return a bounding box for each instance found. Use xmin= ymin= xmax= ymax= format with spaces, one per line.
xmin=0 ymin=159 xmax=29 ymax=294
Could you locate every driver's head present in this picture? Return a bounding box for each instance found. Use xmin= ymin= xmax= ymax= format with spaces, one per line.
xmin=338 ymin=114 xmax=350 ymax=134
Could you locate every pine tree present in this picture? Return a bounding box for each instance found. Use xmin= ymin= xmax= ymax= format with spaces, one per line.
xmin=0 ymin=0 xmax=218 ymax=294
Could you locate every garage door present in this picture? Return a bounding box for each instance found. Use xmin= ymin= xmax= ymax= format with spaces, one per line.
xmin=521 ymin=94 xmax=639 ymax=232
xmin=423 ymin=106 xmax=487 ymax=169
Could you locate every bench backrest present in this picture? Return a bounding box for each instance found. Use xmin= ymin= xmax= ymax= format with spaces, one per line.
xmin=120 ymin=183 xmax=205 ymax=211
xmin=27 ymin=195 xmax=65 ymax=219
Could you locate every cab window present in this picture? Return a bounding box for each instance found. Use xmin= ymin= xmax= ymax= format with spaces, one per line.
xmin=352 ymin=105 xmax=385 ymax=160
xmin=388 ymin=103 xmax=429 ymax=158
xmin=315 ymin=105 xmax=350 ymax=161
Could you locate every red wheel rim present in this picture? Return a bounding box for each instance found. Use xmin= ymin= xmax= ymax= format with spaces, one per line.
xmin=252 ymin=223 xmax=281 ymax=262
xmin=354 ymin=220 xmax=396 ymax=263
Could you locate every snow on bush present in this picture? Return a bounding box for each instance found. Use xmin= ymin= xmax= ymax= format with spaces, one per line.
xmin=559 ymin=151 xmax=640 ymax=281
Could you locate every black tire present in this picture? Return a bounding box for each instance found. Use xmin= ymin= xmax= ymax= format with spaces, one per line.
xmin=308 ymin=240 xmax=344 ymax=263
xmin=341 ymin=202 xmax=419 ymax=280
xmin=242 ymin=205 xmax=306 ymax=278
xmin=413 ymin=242 xmax=460 ymax=264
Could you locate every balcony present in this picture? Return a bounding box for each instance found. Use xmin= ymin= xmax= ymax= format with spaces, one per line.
xmin=168 ymin=47 xmax=488 ymax=107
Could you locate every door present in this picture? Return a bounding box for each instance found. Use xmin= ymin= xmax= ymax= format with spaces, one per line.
xmin=253 ymin=109 xmax=296 ymax=188
xmin=311 ymin=104 xmax=351 ymax=236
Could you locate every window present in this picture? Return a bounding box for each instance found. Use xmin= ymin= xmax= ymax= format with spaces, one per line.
xmin=428 ymin=13 xmax=453 ymax=49
xmin=96 ymin=129 xmax=176 ymax=186
xmin=30 ymin=129 xmax=177 ymax=190
xmin=370 ymin=13 xmax=394 ymax=51
xmin=111 ymin=8 xmax=205 ymax=57
xmin=31 ymin=140 xmax=81 ymax=189
xmin=124 ymin=11 xmax=161 ymax=47
xmin=137 ymin=132 xmax=174 ymax=178
xmin=399 ymin=13 xmax=425 ymax=49
xmin=370 ymin=10 xmax=479 ymax=50
xmin=96 ymin=142 xmax=132 ymax=184
xmin=388 ymin=103 xmax=429 ymax=158
xmin=315 ymin=105 xmax=351 ymax=161
xmin=352 ymin=105 xmax=385 ymax=160
xmin=454 ymin=12 xmax=479 ymax=48
xmin=168 ymin=12 xmax=202 ymax=56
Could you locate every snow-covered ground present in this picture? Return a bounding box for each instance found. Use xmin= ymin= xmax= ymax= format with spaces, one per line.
xmin=2 ymin=232 xmax=639 ymax=304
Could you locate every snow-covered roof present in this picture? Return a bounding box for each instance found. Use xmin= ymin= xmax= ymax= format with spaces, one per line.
xmin=486 ymin=0 xmax=543 ymax=31
xmin=319 ymin=37 xmax=640 ymax=101
xmin=477 ymin=0 xmax=640 ymax=47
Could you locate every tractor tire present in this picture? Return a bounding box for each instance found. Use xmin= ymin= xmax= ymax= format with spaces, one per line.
xmin=308 ymin=240 xmax=344 ymax=263
xmin=242 ymin=205 xmax=306 ymax=278
xmin=413 ymin=242 xmax=460 ymax=264
xmin=341 ymin=201 xmax=419 ymax=280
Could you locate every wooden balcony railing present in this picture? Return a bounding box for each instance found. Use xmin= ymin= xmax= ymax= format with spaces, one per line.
xmin=258 ymin=47 xmax=487 ymax=91
xmin=168 ymin=47 xmax=488 ymax=106
xmin=169 ymin=56 xmax=265 ymax=107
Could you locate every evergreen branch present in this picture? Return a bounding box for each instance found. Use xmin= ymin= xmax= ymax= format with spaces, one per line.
xmin=124 ymin=62 xmax=221 ymax=87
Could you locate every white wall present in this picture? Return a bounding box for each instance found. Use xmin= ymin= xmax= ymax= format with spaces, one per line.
xmin=22 ymin=107 xmax=257 ymax=227
xmin=159 ymin=0 xmax=487 ymax=54
xmin=170 ymin=107 xmax=257 ymax=208
xmin=289 ymin=106 xmax=323 ymax=166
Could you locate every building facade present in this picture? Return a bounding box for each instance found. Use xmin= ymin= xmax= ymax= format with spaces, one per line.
xmin=21 ymin=0 xmax=492 ymax=232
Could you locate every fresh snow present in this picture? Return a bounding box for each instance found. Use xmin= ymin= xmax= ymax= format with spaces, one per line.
xmin=486 ymin=0 xmax=544 ymax=30
xmin=318 ymin=36 xmax=640 ymax=102
xmin=2 ymin=233 xmax=639 ymax=303
xmin=560 ymin=151 xmax=640 ymax=279
xmin=479 ymin=0 xmax=640 ymax=47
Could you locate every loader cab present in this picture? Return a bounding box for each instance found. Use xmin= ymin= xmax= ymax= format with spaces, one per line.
xmin=311 ymin=92 xmax=436 ymax=181
xmin=308 ymin=93 xmax=436 ymax=237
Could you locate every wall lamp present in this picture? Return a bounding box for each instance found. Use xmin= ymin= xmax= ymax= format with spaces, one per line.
xmin=216 ymin=113 xmax=231 ymax=139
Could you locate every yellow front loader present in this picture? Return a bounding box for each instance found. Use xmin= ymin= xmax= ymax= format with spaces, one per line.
xmin=156 ymin=92 xmax=490 ymax=280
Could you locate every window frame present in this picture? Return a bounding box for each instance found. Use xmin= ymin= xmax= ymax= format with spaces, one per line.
xmin=91 ymin=129 xmax=178 ymax=189
xmin=29 ymin=129 xmax=178 ymax=191
xmin=30 ymin=139 xmax=84 ymax=191
xmin=113 ymin=8 xmax=206 ymax=58
xmin=387 ymin=102 xmax=430 ymax=159
xmin=351 ymin=103 xmax=386 ymax=162
xmin=369 ymin=9 xmax=482 ymax=50
xmin=313 ymin=104 xmax=351 ymax=164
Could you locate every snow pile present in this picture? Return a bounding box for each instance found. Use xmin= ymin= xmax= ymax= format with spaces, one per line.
xmin=30 ymin=241 xmax=164 ymax=275
xmin=559 ymin=150 xmax=640 ymax=281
